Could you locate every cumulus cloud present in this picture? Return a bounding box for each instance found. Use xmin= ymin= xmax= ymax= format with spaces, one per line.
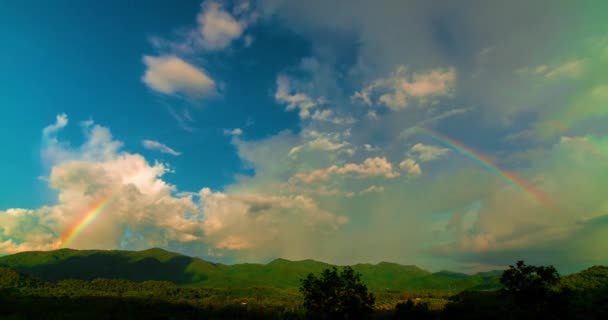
xmin=275 ymin=75 xmax=323 ymax=119
xmin=353 ymin=66 xmax=456 ymax=110
xmin=294 ymin=157 xmax=399 ymax=183
xmin=197 ymin=1 xmax=244 ymax=50
xmin=399 ymin=158 xmax=422 ymax=176
xmin=311 ymin=109 xmax=332 ymax=121
xmin=200 ymin=189 xmax=347 ymax=254
xmin=360 ymin=185 xmax=385 ymax=194
xmin=410 ymin=143 xmax=450 ymax=161
xmin=2 ymin=115 xmax=355 ymax=261
xmin=149 ymin=0 xmax=257 ymax=53
xmin=1 ymin=116 xmax=200 ymax=253
xmin=288 ymin=136 xmax=347 ymax=157
xmin=142 ymin=140 xmax=181 ymax=156
xmin=142 ymin=55 xmax=216 ymax=97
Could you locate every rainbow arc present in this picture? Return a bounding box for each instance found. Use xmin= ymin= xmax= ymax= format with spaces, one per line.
xmin=420 ymin=128 xmax=554 ymax=208
xmin=59 ymin=195 xmax=112 ymax=248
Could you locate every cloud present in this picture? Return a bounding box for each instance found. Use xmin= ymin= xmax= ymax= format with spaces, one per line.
xmin=311 ymin=109 xmax=356 ymax=125
xmin=275 ymin=75 xmax=322 ymax=119
xmin=6 ymin=2 xmax=608 ymax=272
xmin=311 ymin=109 xmax=332 ymax=121
xmin=399 ymin=158 xmax=422 ymax=176
xmin=260 ymin=0 xmax=603 ymax=129
xmin=410 ymin=143 xmax=450 ymax=161
xmin=142 ymin=140 xmax=182 ymax=156
xmin=197 ymin=2 xmax=244 ymax=50
xmin=223 ymin=128 xmax=243 ymax=136
xmin=288 ymin=136 xmax=347 ymax=157
xmin=360 ymin=185 xmax=385 ymax=194
xmin=431 ymin=135 xmax=608 ymax=268
xmin=353 ymin=66 xmax=456 ymax=110
xmin=142 ymin=55 xmax=216 ymax=97
xmin=294 ymin=157 xmax=399 ymax=183
xmin=200 ymin=188 xmax=347 ymax=254
xmin=5 ymin=113 xmax=608 ymax=271
xmin=519 ymin=59 xmax=585 ymax=80
xmin=363 ymin=144 xmax=379 ymax=152
xmin=1 ymin=116 xmax=201 ymax=253
xmin=149 ymin=0 xmax=257 ymax=54
xmin=42 ymin=113 xmax=68 ymax=137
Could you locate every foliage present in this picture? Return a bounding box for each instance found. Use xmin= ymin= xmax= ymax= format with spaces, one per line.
xmin=1 ymin=259 xmax=608 ymax=319
xmin=500 ymin=260 xmax=560 ymax=301
xmin=445 ymin=261 xmax=608 ymax=320
xmin=394 ymin=298 xmax=431 ymax=319
xmin=300 ymin=266 xmax=375 ymax=319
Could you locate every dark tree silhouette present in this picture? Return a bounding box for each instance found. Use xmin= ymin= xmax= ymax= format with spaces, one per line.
xmin=300 ymin=266 xmax=375 ymax=320
xmin=500 ymin=260 xmax=560 ymax=301
xmin=499 ymin=260 xmax=567 ymax=318
xmin=394 ymin=298 xmax=431 ymax=320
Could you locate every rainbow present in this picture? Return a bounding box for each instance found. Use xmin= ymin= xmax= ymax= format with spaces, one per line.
xmin=419 ymin=128 xmax=554 ymax=208
xmin=59 ymin=195 xmax=112 ymax=248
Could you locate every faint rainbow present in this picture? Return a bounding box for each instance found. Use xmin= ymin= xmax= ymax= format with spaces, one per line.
xmin=419 ymin=128 xmax=554 ymax=208
xmin=59 ymin=195 xmax=112 ymax=248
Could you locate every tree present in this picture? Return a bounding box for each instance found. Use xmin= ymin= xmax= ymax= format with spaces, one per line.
xmin=500 ymin=260 xmax=564 ymax=317
xmin=300 ymin=266 xmax=375 ymax=319
xmin=500 ymin=260 xmax=560 ymax=300
xmin=394 ymin=299 xmax=431 ymax=320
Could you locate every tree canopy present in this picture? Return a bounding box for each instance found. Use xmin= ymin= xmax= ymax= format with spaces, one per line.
xmin=300 ymin=266 xmax=375 ymax=319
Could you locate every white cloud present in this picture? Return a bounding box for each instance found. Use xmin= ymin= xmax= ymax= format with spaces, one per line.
xmin=142 ymin=55 xmax=216 ymax=97
xmin=399 ymin=158 xmax=422 ymax=176
xmin=223 ymin=128 xmax=243 ymax=136
xmin=42 ymin=113 xmax=68 ymax=137
xmin=410 ymin=143 xmax=450 ymax=161
xmin=544 ymin=60 xmax=585 ymax=79
xmin=294 ymin=157 xmax=399 ymax=183
xmin=308 ymin=137 xmax=344 ymax=152
xmin=148 ymin=1 xmax=258 ymax=54
xmin=518 ymin=59 xmax=585 ymax=80
xmin=353 ymin=66 xmax=456 ymax=110
xmin=197 ymin=2 xmax=244 ymax=50
xmin=288 ymin=136 xmax=347 ymax=158
xmin=275 ymin=75 xmax=321 ymax=119
xmin=311 ymin=109 xmax=332 ymax=121
xmin=200 ymin=189 xmax=347 ymax=252
xmin=360 ymin=185 xmax=385 ymax=194
xmin=1 ymin=116 xmax=201 ymax=253
xmin=311 ymin=109 xmax=356 ymax=125
xmin=142 ymin=140 xmax=182 ymax=156
xmin=363 ymin=144 xmax=379 ymax=152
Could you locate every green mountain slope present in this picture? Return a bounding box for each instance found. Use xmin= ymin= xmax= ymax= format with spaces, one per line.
xmin=0 ymin=248 xmax=501 ymax=290
xmin=0 ymin=266 xmax=47 ymax=288
xmin=0 ymin=248 xmax=220 ymax=284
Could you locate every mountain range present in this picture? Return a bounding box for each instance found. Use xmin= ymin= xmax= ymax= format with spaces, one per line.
xmin=0 ymin=248 xmax=501 ymax=291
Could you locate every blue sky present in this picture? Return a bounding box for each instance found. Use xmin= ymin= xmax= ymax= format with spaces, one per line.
xmin=1 ymin=0 xmax=607 ymax=273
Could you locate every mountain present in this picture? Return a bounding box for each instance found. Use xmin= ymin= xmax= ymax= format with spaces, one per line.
xmin=560 ymin=266 xmax=608 ymax=291
xmin=0 ymin=248 xmax=501 ymax=290
xmin=0 ymin=266 xmax=46 ymax=288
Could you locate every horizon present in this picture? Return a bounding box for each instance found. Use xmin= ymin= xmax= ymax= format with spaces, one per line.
xmin=1 ymin=0 xmax=607 ymax=275
xmin=1 ymin=246 xmax=599 ymax=276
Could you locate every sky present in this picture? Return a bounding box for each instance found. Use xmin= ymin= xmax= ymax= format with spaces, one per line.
xmin=0 ymin=0 xmax=607 ymax=273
